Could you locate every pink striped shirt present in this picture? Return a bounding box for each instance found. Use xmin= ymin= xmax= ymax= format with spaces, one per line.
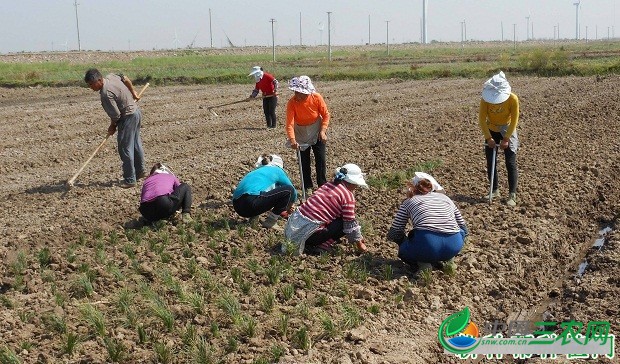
xmin=298 ymin=182 xmax=356 ymax=224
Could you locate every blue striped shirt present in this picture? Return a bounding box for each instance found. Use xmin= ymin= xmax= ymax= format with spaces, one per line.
xmin=387 ymin=192 xmax=466 ymax=242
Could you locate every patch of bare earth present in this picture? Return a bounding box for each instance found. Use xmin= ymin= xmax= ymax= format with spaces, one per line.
xmin=0 ymin=74 xmax=618 ymax=363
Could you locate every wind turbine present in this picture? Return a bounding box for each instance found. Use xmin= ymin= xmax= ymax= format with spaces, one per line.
xmin=173 ymin=29 xmax=180 ymax=49
xmin=525 ymin=14 xmax=530 ymax=40
xmin=189 ymin=31 xmax=199 ymax=49
xmin=574 ymin=0 xmax=581 ymax=39
xmin=318 ymin=22 xmax=324 ymax=45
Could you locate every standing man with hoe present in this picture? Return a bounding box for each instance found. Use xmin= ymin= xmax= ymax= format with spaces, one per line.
xmin=85 ymin=68 xmax=147 ymax=188
xmin=249 ymin=66 xmax=279 ymax=129
xmin=479 ymin=71 xmax=520 ymax=206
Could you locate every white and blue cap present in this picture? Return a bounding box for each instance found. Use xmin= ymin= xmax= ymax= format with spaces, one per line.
xmin=335 ymin=163 xmax=368 ymax=188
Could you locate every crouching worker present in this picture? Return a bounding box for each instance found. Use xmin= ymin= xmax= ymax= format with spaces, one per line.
xmin=139 ymin=163 xmax=193 ymax=223
xmin=232 ymin=154 xmax=297 ymax=229
xmin=284 ymin=164 xmax=368 ymax=255
xmin=387 ymin=172 xmax=467 ymax=272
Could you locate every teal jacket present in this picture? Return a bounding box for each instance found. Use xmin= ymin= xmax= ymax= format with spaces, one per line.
xmin=233 ymin=165 xmax=297 ymax=203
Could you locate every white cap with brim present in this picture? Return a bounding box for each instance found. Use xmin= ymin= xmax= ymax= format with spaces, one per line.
xmin=412 ymin=171 xmax=443 ymax=192
xmin=337 ymin=163 xmax=368 ymax=188
xmin=288 ymin=75 xmax=316 ymax=94
xmin=482 ymin=71 xmax=511 ymax=104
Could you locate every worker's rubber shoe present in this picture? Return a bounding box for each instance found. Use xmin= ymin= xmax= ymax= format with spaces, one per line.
xmin=119 ymin=181 xmax=136 ymax=189
xmin=261 ymin=211 xmax=280 ymax=229
xmin=181 ymin=213 xmax=193 ymax=223
xmin=417 ymin=261 xmax=433 ymax=272
xmin=491 ymin=189 xmax=500 ymax=198
xmin=506 ymin=193 xmax=517 ymax=207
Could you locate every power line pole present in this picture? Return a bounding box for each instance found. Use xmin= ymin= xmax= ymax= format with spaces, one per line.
xmin=327 ymin=12 xmax=332 ymax=61
xmin=420 ymin=18 xmax=423 ymax=43
xmin=74 ymin=0 xmax=81 ymax=51
xmin=385 ymin=21 xmax=390 ymax=55
xmin=270 ymin=18 xmax=276 ymax=62
xmin=513 ymin=23 xmax=517 ymax=50
xmin=422 ymin=0 xmax=428 ymax=44
xmin=209 ymin=8 xmax=213 ymax=48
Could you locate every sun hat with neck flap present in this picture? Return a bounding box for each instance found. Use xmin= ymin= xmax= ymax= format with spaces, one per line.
xmin=482 ymin=71 xmax=511 ymax=104
xmin=249 ymin=66 xmax=264 ymax=82
xmin=288 ymin=76 xmax=316 ymax=95
xmin=335 ymin=163 xmax=368 ymax=188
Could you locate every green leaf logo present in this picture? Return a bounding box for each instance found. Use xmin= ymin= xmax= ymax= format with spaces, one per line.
xmin=445 ymin=307 xmax=471 ymax=336
xmin=438 ymin=307 xmax=480 ymax=355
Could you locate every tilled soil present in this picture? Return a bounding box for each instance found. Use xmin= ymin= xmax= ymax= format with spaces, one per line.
xmin=0 ymin=76 xmax=618 ymax=363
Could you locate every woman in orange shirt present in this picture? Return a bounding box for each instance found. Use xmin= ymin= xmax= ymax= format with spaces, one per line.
xmin=286 ymin=76 xmax=330 ymax=191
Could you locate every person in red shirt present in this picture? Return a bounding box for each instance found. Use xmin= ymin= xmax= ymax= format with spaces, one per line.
xmin=249 ymin=66 xmax=279 ymax=129
xmin=284 ymin=163 xmax=368 ymax=255
xmin=286 ymin=75 xmax=331 ymax=191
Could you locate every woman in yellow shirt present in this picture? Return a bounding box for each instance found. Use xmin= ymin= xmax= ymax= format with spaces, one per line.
xmin=479 ymin=71 xmax=520 ymax=206
xmin=286 ymin=76 xmax=331 ymax=191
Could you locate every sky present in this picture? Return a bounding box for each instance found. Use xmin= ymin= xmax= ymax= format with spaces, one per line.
xmin=0 ymin=0 xmax=618 ymax=53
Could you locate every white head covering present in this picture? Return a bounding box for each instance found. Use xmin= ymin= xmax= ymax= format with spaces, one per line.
xmin=249 ymin=66 xmax=264 ymax=82
xmin=335 ymin=163 xmax=368 ymax=188
xmin=154 ymin=164 xmax=173 ymax=175
xmin=255 ymin=154 xmax=284 ymax=169
xmin=412 ymin=171 xmax=443 ymax=192
xmin=482 ymin=71 xmax=511 ymax=104
xmin=288 ymin=75 xmax=316 ymax=94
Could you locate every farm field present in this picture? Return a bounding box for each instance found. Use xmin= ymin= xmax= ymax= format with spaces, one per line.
xmin=0 ymin=49 xmax=619 ymax=363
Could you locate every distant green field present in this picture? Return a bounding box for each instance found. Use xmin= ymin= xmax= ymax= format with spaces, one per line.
xmin=1 ymin=41 xmax=620 ymax=87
